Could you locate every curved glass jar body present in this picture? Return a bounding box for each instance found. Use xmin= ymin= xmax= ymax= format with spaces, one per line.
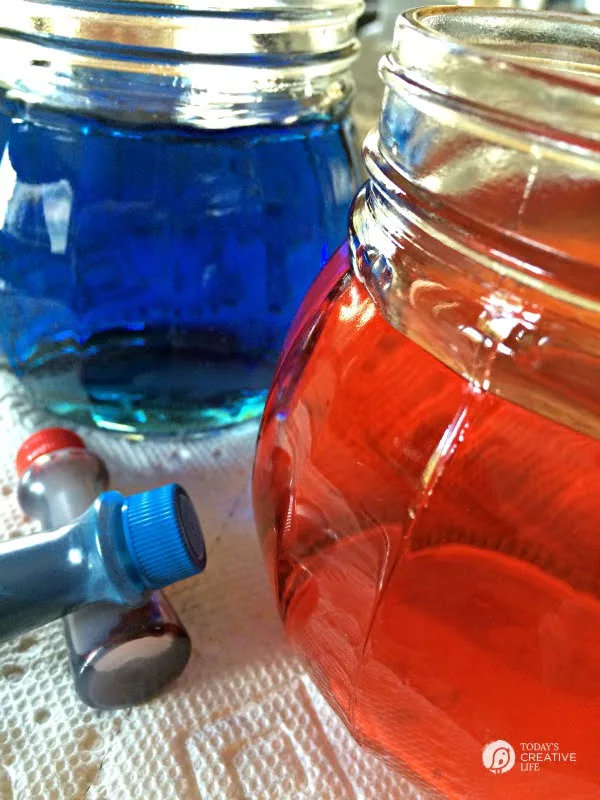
xmin=0 ymin=0 xmax=361 ymax=434
xmin=253 ymin=8 xmax=600 ymax=797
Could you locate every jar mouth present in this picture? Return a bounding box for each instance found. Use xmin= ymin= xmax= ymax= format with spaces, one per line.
xmin=411 ymin=5 xmax=600 ymax=77
xmin=0 ymin=0 xmax=362 ymax=60
xmin=0 ymin=0 xmax=362 ymax=127
xmin=381 ymin=7 xmax=600 ymax=155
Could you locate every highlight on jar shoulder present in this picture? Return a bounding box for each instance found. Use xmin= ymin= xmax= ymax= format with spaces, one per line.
xmin=253 ymin=7 xmax=600 ymax=799
xmin=0 ymin=0 xmax=362 ymax=435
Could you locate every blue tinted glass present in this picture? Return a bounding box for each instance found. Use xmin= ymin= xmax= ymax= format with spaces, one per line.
xmin=0 ymin=99 xmax=357 ymax=432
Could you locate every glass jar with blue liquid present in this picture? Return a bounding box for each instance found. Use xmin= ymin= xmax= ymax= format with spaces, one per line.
xmin=0 ymin=0 xmax=361 ymax=433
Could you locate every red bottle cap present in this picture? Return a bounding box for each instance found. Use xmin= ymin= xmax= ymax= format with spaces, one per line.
xmin=16 ymin=427 xmax=86 ymax=477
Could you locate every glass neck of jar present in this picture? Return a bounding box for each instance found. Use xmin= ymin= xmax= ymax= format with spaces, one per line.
xmin=0 ymin=1 xmax=362 ymax=128
xmin=0 ymin=48 xmax=356 ymax=128
xmin=350 ymin=7 xmax=600 ymax=441
xmin=351 ymin=128 xmax=600 ymax=442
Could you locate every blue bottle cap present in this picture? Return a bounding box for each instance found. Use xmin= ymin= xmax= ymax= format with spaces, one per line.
xmin=122 ymin=484 xmax=206 ymax=590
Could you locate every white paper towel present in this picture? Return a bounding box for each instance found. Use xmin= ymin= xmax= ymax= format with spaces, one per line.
xmin=0 ymin=365 xmax=426 ymax=800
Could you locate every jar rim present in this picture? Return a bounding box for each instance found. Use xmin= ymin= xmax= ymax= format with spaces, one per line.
xmin=0 ymin=0 xmax=362 ymax=127
xmin=34 ymin=0 xmax=358 ymax=8
xmin=0 ymin=0 xmax=363 ymax=59
xmin=382 ymin=6 xmax=600 ymax=156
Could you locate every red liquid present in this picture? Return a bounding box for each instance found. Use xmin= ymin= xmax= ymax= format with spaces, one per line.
xmin=253 ymin=246 xmax=600 ymax=798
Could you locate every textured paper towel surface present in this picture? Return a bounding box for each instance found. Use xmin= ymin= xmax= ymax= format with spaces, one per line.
xmin=0 ymin=366 xmax=426 ymax=800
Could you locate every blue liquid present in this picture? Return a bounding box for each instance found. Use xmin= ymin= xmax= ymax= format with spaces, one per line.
xmin=0 ymin=100 xmax=357 ymax=433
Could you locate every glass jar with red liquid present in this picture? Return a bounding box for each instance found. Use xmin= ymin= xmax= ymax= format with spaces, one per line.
xmin=253 ymin=8 xmax=600 ymax=799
